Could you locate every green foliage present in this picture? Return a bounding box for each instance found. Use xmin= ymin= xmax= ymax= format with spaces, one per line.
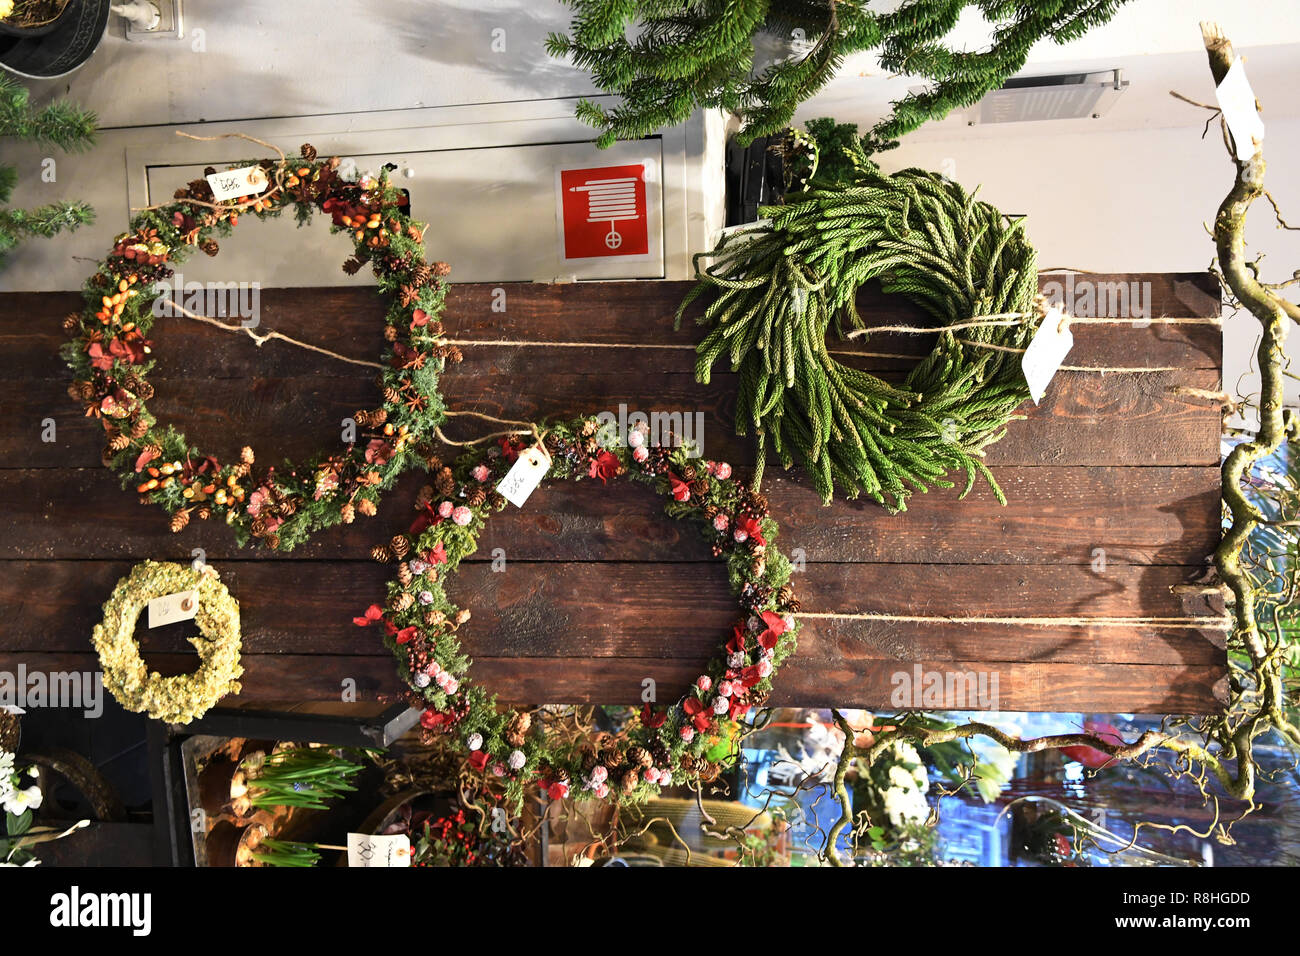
xmin=679 ymin=165 xmax=1037 ymax=506
xmin=250 ymin=838 xmax=323 ymax=867
xmin=0 ymin=73 xmax=96 ymax=264
xmin=245 ymin=747 xmax=371 ymax=811
xmin=548 ymin=0 xmax=1132 ymax=150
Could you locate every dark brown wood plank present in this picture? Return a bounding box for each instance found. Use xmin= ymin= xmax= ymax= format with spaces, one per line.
xmin=0 ymin=465 xmax=1219 ymax=565
xmin=1 ymin=364 xmax=1221 ymax=469
xmin=0 ymin=560 xmax=1223 ymax=666
xmin=0 ymin=652 xmax=1224 ymax=713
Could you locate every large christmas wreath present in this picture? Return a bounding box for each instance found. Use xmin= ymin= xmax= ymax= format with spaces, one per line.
xmin=679 ymin=167 xmax=1041 ymax=508
xmin=355 ymin=416 xmax=800 ymax=808
xmin=61 ymin=143 xmax=456 ymax=551
xmin=92 ymin=560 xmax=242 ymax=724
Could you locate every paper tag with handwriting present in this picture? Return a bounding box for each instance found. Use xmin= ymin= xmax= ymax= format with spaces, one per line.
xmin=347 ymin=832 xmax=411 ymax=868
xmin=496 ymin=445 xmax=550 ymax=507
xmin=1021 ymin=306 xmax=1073 ymax=405
xmin=148 ymin=590 xmax=197 ymax=628
xmin=1214 ymin=58 xmax=1265 ymax=162
xmin=206 ymin=165 xmax=269 ymax=202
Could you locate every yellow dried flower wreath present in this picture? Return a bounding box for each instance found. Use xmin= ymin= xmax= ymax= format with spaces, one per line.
xmin=92 ymin=561 xmax=243 ymax=723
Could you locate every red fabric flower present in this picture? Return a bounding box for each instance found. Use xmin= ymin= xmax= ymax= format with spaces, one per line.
xmin=727 ymin=623 xmax=746 ymax=656
xmin=682 ymin=696 xmax=712 ymax=732
xmin=669 ymin=474 xmax=691 ymax=501
xmin=498 ymin=436 xmax=522 ymax=462
xmin=88 ymin=331 xmax=150 ymax=370
xmin=756 ymin=611 xmax=787 ymax=651
xmin=547 ymin=781 xmax=569 ymax=801
xmin=410 ymin=308 xmax=428 ymax=329
xmin=640 ymin=702 xmax=667 ymax=729
xmin=352 ymin=604 xmax=383 ymax=627
xmin=425 ymin=541 xmax=448 ymax=565
xmin=410 ymin=502 xmax=444 ymax=536
xmin=588 ymin=450 xmax=620 ymax=483
xmin=420 ymin=708 xmax=449 ymax=730
xmin=740 ymin=664 xmax=764 ymax=689
xmin=728 ymin=696 xmax=749 ymax=721
xmin=734 ymin=514 xmax=766 ymax=546
xmin=468 ymin=750 xmax=489 ymax=772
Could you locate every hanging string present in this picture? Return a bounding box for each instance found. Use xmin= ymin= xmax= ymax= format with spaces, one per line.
xmin=131 ymin=131 xmax=290 ymax=213
xmin=795 ymin=610 xmax=1230 ymax=630
xmin=435 ymin=409 xmax=551 ymax=459
xmin=155 ymin=299 xmax=385 ymax=369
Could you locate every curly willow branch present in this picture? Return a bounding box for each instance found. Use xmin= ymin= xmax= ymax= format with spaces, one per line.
xmin=812 ymin=23 xmax=1300 ymax=866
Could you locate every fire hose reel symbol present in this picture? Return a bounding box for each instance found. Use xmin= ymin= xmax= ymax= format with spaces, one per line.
xmin=559 ymin=164 xmax=650 ymax=259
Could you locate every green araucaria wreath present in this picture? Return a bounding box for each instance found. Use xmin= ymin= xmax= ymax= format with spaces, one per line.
xmin=61 ymin=143 xmax=457 ymax=551
xmin=679 ymin=165 xmax=1041 ymax=508
xmin=355 ymin=416 xmax=801 ymax=809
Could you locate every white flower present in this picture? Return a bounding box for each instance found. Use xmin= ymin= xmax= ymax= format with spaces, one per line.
xmin=882 ymin=785 xmax=929 ymax=828
xmin=888 ymin=765 xmax=917 ymax=791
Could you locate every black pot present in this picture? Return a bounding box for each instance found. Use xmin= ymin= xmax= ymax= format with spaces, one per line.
xmin=0 ymin=0 xmax=110 ymax=78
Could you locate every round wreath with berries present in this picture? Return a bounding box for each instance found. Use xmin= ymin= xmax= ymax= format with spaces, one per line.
xmin=355 ymin=416 xmax=801 ymax=809
xmin=61 ymin=144 xmax=459 ymax=551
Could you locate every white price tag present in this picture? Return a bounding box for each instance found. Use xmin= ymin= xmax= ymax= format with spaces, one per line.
xmin=496 ymin=445 xmax=551 ymax=507
xmin=347 ymin=832 xmax=411 ymax=868
xmin=1020 ymin=306 xmax=1073 ymax=405
xmin=147 ymin=590 xmax=197 ymax=628
xmin=1214 ymin=58 xmax=1265 ymax=162
xmin=206 ymin=165 xmax=269 ymax=202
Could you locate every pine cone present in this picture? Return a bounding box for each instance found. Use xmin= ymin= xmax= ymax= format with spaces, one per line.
xmin=264 ymin=532 xmax=281 ymax=550
xmin=200 ymin=239 xmax=219 ymax=257
xmin=414 ymin=484 xmax=434 ymax=509
xmin=140 ymin=442 xmax=161 ymax=461
xmin=433 ymin=261 xmax=451 ymax=277
xmin=169 ymin=509 xmax=190 ymax=533
xmin=108 ymin=433 xmax=131 ymax=452
xmin=371 ymin=544 xmax=393 ymax=563
xmin=370 ymin=408 xmax=388 ymax=426
xmin=466 ymin=488 xmax=487 ymax=508
xmin=300 ymin=143 xmax=318 ymax=161
xmin=130 ymin=418 xmax=150 ymax=439
xmin=434 ymin=467 xmax=455 ymax=497
xmin=504 ymin=712 xmax=532 ymax=747
xmin=627 ymin=746 xmax=652 ymax=769
xmin=62 ymin=313 xmax=79 ymax=332
xmin=698 ymin=761 xmax=721 ymax=784
xmin=620 ymin=769 xmax=640 ymax=794
xmin=357 ymin=498 xmax=377 ymax=517
xmin=390 ymin=534 xmax=411 ymax=559
xmin=383 ymin=324 xmax=398 ymax=342
xmin=383 ymin=386 xmax=400 ymax=406
xmin=423 ymin=609 xmax=445 ymax=627
xmin=340 ymin=502 xmax=356 ymax=524
xmin=278 ymin=497 xmax=296 ymax=517
xmin=425 ymin=456 xmax=443 ymax=472
xmin=397 ymin=562 xmax=413 ymax=587
xmin=677 ymin=754 xmax=697 ymax=774
xmin=690 ymin=478 xmax=710 ymax=498
xmin=680 ymin=464 xmax=697 ymax=481
xmin=390 ymin=591 xmax=415 ymax=612
xmin=488 ymin=491 xmax=506 ymax=509
xmin=412 ymin=263 xmax=432 ymax=286
xmin=250 ymin=516 xmax=269 ymax=537
xmin=196 ymin=504 xmax=212 ymax=521
xmin=342 ymin=255 xmax=365 ymax=276
xmin=751 ymin=556 xmax=766 ymax=577
xmin=777 ymin=584 xmax=797 ymax=607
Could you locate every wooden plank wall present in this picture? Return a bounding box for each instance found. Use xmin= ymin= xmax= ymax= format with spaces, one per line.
xmin=0 ymin=274 xmax=1226 ymax=713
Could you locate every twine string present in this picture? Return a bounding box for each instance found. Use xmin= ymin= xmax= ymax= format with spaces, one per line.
xmin=436 ymin=410 xmax=551 ymax=459
xmin=131 ymin=131 xmax=290 ymax=213
xmin=795 ymin=611 xmax=1230 ymax=630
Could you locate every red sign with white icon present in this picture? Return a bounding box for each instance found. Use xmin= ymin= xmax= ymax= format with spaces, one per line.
xmin=559 ymin=163 xmax=649 ymax=258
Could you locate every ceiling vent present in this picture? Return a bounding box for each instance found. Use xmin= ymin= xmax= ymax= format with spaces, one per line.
xmin=965 ymin=69 xmax=1128 ymax=124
